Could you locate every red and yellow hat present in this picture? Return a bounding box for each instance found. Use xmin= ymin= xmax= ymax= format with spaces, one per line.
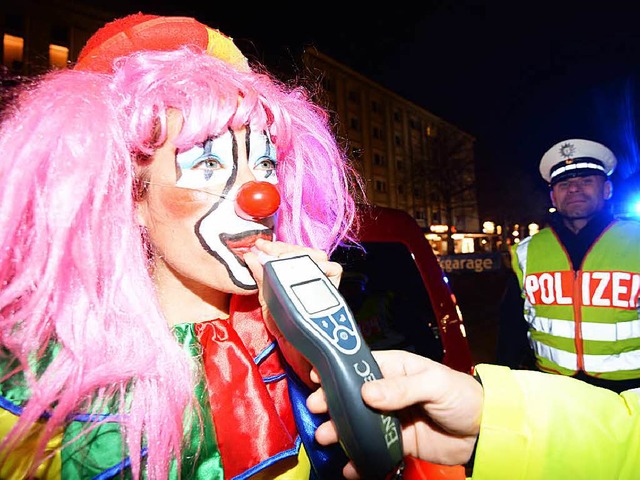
xmin=74 ymin=13 xmax=249 ymax=73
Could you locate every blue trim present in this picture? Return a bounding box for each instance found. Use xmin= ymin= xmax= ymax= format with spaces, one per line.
xmin=263 ymin=372 xmax=286 ymax=383
xmin=255 ymin=341 xmax=277 ymax=365
xmin=256 ymin=341 xmax=287 ymax=383
xmin=70 ymin=412 xmax=125 ymax=422
xmin=230 ymin=436 xmax=302 ymax=480
xmin=0 ymin=395 xmax=123 ymax=422
xmin=0 ymin=395 xmax=23 ymax=416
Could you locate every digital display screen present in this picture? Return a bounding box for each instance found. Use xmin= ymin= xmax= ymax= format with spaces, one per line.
xmin=292 ymin=279 xmax=340 ymax=315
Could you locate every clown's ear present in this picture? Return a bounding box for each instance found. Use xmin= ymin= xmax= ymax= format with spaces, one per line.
xmin=134 ymin=194 xmax=151 ymax=229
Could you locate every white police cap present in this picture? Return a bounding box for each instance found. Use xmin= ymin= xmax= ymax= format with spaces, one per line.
xmin=539 ymin=138 xmax=617 ymax=185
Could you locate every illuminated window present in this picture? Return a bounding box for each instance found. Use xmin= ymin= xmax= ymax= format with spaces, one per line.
xmin=49 ymin=44 xmax=69 ymax=69
xmin=460 ymin=237 xmax=474 ymax=254
xmin=426 ymin=124 xmax=436 ymax=137
xmin=3 ymin=34 xmax=24 ymax=71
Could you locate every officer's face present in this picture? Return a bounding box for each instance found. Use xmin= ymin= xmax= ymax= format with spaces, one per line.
xmin=550 ymin=175 xmax=611 ymax=220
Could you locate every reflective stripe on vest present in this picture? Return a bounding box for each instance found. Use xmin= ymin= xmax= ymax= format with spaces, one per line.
xmin=530 ymin=315 xmax=640 ymax=341
xmin=531 ymin=339 xmax=640 ymax=373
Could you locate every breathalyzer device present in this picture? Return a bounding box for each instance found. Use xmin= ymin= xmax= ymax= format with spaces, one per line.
xmin=262 ymin=254 xmax=404 ymax=480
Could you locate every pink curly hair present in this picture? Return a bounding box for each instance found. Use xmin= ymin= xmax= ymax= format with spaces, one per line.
xmin=0 ymin=46 xmax=361 ymax=478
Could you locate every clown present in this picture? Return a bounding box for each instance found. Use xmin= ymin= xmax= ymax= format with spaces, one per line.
xmin=0 ymin=13 xmax=362 ymax=479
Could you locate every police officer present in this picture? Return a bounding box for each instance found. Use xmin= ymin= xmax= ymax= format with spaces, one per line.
xmin=496 ymin=138 xmax=640 ymax=393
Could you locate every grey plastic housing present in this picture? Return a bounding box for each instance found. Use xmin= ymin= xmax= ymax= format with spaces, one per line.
xmin=262 ymin=254 xmax=403 ymax=480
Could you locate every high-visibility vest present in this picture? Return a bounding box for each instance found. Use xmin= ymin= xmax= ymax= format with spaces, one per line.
xmin=511 ymin=220 xmax=640 ymax=380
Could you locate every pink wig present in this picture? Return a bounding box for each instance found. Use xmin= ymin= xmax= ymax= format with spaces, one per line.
xmin=110 ymin=46 xmax=361 ymax=251
xmin=0 ymin=46 xmax=360 ymax=477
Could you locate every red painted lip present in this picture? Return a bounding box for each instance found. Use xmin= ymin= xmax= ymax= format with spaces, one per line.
xmin=225 ymin=231 xmax=273 ymax=258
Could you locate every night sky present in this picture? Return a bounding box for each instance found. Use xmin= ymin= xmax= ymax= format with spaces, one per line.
xmin=101 ymin=0 xmax=640 ymax=222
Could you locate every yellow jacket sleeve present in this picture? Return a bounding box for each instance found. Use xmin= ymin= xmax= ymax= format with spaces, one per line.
xmin=471 ymin=364 xmax=640 ymax=479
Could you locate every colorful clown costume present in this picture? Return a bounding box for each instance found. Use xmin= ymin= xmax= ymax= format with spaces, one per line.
xmin=0 ymin=295 xmax=346 ymax=479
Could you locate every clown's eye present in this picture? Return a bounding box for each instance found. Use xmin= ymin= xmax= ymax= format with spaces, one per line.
xmin=255 ymin=157 xmax=276 ymax=171
xmin=193 ymin=156 xmax=223 ymax=170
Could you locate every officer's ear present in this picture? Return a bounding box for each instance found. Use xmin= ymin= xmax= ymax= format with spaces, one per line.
xmin=549 ymin=188 xmax=557 ymax=208
xmin=604 ymin=180 xmax=613 ymax=200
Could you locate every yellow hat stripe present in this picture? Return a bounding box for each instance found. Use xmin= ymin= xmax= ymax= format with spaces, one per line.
xmin=205 ymin=27 xmax=250 ymax=72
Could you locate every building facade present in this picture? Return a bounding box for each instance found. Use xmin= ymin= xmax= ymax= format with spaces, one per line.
xmin=303 ymin=48 xmax=479 ymax=234
xmin=1 ymin=2 xmax=480 ymax=246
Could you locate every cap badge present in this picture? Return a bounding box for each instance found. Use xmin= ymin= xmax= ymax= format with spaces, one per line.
xmin=559 ymin=142 xmax=576 ymax=159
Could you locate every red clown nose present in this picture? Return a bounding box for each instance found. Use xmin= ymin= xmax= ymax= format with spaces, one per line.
xmin=235 ymin=181 xmax=281 ymax=220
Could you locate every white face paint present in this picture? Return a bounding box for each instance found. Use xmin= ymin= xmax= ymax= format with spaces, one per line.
xmin=141 ymin=125 xmax=279 ymax=293
xmin=176 ymin=128 xmax=278 ymax=289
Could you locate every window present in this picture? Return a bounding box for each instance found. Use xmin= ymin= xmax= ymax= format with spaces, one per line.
xmin=373 ymin=152 xmax=387 ymax=167
xmin=332 ymin=242 xmax=444 ymax=361
xmin=349 ymin=115 xmax=360 ymax=131
xmin=397 ymin=184 xmax=405 ymax=194
xmin=348 ymin=89 xmax=360 ymax=104
xmin=396 ymin=160 xmax=404 ymax=170
xmin=48 ymin=24 xmax=70 ymax=69
xmin=393 ymin=110 xmax=401 ymax=122
xmin=394 ymin=133 xmax=402 ymax=146
xmin=3 ymin=14 xmax=24 ymax=72
xmin=426 ymin=124 xmax=437 ymax=137
xmin=374 ymin=179 xmax=387 ymax=193
xmin=49 ymin=44 xmax=69 ymax=69
xmin=321 ymin=76 xmax=335 ymax=92
xmin=3 ymin=34 xmax=24 ymax=71
xmin=372 ymin=125 xmax=384 ymax=139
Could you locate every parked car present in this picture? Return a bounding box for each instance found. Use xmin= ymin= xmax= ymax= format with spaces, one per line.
xmin=331 ymin=204 xmax=473 ymax=373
